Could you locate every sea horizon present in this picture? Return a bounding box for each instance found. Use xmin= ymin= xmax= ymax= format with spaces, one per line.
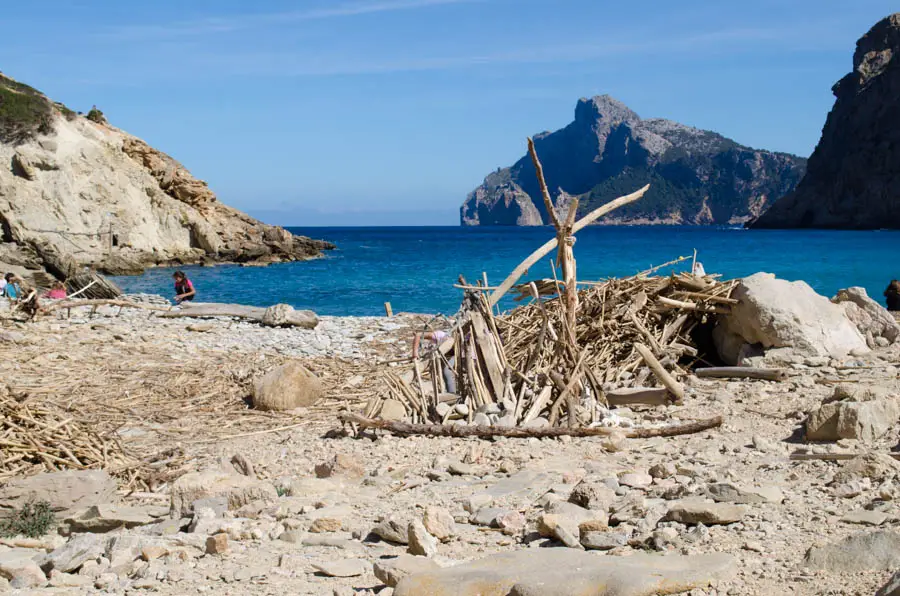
xmin=111 ymin=225 xmax=900 ymax=317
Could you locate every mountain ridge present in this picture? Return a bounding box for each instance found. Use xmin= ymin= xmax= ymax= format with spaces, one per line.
xmin=461 ymin=95 xmax=807 ymax=227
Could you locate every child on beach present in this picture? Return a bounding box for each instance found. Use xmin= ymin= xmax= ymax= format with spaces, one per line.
xmin=44 ymin=281 xmax=67 ymax=300
xmin=412 ymin=327 xmax=457 ymax=394
xmin=2 ymin=273 xmax=22 ymax=301
xmin=173 ymin=271 xmax=196 ymax=304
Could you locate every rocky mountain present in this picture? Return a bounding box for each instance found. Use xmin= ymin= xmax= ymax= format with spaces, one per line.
xmin=753 ymin=13 xmax=900 ymax=229
xmin=461 ymin=96 xmax=806 ymax=226
xmin=0 ymin=72 xmax=332 ymax=279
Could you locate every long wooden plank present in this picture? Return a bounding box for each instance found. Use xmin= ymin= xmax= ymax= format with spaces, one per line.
xmin=695 ymin=367 xmax=786 ymax=381
xmin=340 ymin=412 xmax=724 ymax=439
xmin=488 ymin=184 xmax=650 ymax=307
xmin=469 ymin=310 xmax=506 ymax=401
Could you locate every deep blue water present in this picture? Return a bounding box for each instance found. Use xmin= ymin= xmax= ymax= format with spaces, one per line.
xmin=111 ymin=226 xmax=900 ymax=316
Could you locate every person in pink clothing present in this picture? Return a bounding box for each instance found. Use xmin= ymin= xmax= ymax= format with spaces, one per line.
xmin=44 ymin=281 xmax=67 ymax=300
xmin=412 ymin=327 xmax=456 ymax=393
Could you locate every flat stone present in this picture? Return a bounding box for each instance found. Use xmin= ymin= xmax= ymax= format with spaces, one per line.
xmin=311 ymin=558 xmax=369 ymax=577
xmin=665 ymin=500 xmax=748 ymax=525
xmin=842 ymin=509 xmax=889 ymax=526
xmin=618 ymin=472 xmax=652 ymax=489
xmin=706 ymin=483 xmax=784 ymax=504
xmin=0 ymin=557 xmax=46 ymax=588
xmin=407 ymin=520 xmax=438 ymax=557
xmin=372 ymin=517 xmax=410 ymax=544
xmin=448 ymin=461 xmax=475 ymax=476
xmin=804 ymin=530 xmax=900 ymax=572
xmin=374 ymin=555 xmax=440 ymax=588
xmin=380 ymin=399 xmax=407 ymax=421
xmin=65 ymin=504 xmax=157 ymax=533
xmin=0 ymin=470 xmax=117 ymax=519
xmin=170 ymin=470 xmax=278 ymax=517
xmin=41 ymin=533 xmax=105 ymax=573
xmin=394 ymin=550 xmax=735 ymax=596
xmin=309 ymin=518 xmax=343 ymax=533
xmin=581 ymin=531 xmax=628 ymax=550
xmin=470 ymin=507 xmax=508 ymax=527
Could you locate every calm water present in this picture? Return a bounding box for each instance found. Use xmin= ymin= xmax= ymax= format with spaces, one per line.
xmin=111 ymin=226 xmax=900 ymax=316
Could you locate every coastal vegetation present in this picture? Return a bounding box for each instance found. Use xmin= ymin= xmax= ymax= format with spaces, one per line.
xmin=0 ymin=75 xmax=54 ymax=145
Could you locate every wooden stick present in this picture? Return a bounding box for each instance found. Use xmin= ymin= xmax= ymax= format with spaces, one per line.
xmin=606 ymin=387 xmax=670 ymax=406
xmin=488 ymin=184 xmax=650 ymax=306
xmin=695 ymin=367 xmax=786 ymax=381
xmin=527 ymin=137 xmax=561 ymax=228
xmin=339 ymin=412 xmax=722 ymax=439
xmin=657 ymin=296 xmax=731 ymax=315
xmin=634 ymin=343 xmax=685 ymax=403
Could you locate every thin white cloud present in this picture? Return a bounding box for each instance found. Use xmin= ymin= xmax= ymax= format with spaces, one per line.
xmin=195 ymin=21 xmax=847 ymax=79
xmin=100 ymin=0 xmax=481 ymax=40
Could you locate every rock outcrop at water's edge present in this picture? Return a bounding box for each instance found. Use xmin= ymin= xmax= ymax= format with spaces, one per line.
xmin=0 ymin=72 xmax=333 ymax=278
xmin=461 ymin=95 xmax=806 ymax=226
xmin=753 ymin=13 xmax=900 ymax=229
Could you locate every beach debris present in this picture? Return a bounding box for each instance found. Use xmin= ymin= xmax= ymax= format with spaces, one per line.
xmin=355 ymin=140 xmax=737 ymax=435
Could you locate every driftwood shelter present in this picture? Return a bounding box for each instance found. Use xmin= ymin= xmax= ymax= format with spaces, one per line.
xmin=347 ymin=139 xmax=736 ymax=438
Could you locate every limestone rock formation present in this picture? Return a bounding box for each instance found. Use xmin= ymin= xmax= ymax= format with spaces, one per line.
xmin=754 ymin=14 xmax=900 ymax=228
xmin=0 ymin=72 xmax=333 ymax=278
xmin=461 ymin=95 xmax=806 ymax=226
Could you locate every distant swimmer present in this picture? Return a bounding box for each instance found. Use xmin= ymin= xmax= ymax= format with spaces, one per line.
xmin=884 ymin=279 xmax=900 ymax=311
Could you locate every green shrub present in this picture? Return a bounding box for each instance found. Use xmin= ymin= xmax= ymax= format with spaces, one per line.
xmin=0 ymin=79 xmax=54 ymax=144
xmin=55 ymin=102 xmax=77 ymax=121
xmin=0 ymin=500 xmax=56 ymax=538
xmin=86 ymin=106 xmax=107 ymax=124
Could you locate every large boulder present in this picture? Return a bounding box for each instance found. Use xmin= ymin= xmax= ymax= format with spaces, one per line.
xmin=252 ymin=362 xmax=324 ymax=411
xmin=169 ymin=470 xmax=277 ymax=517
xmin=834 ymin=287 xmax=900 ymax=344
xmin=714 ymin=273 xmax=868 ymax=364
xmin=0 ymin=471 xmax=117 ymax=519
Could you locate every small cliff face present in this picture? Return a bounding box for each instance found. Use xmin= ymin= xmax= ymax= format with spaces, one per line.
xmin=0 ymin=73 xmax=332 ymax=277
xmin=754 ymin=14 xmax=900 ymax=229
xmin=461 ymin=96 xmax=806 ymax=226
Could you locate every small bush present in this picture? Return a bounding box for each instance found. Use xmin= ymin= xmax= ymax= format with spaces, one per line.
xmin=0 ymin=500 xmax=56 ymax=538
xmin=55 ymin=102 xmax=77 ymax=121
xmin=86 ymin=106 xmax=107 ymax=124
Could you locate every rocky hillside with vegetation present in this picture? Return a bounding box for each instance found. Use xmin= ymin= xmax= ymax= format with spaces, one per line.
xmin=0 ymin=72 xmax=332 ymax=278
xmin=461 ymin=96 xmax=806 ymax=226
xmin=753 ymin=13 xmax=900 ymax=229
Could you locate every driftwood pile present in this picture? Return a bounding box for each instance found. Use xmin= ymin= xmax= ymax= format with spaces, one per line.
xmin=354 ymin=137 xmax=731 ymax=438
xmin=363 ymin=270 xmax=735 ymax=429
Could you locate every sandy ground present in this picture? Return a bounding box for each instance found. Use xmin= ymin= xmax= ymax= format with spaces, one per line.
xmin=1 ymin=300 xmax=899 ymax=595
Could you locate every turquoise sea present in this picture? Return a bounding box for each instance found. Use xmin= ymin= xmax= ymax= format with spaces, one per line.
xmin=111 ymin=226 xmax=900 ymax=316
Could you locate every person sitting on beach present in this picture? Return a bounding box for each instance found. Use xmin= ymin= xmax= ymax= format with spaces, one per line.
xmin=412 ymin=327 xmax=457 ymax=394
xmin=884 ymin=280 xmax=900 ymax=311
xmin=44 ymin=281 xmax=67 ymax=300
xmin=173 ymin=271 xmax=196 ymax=304
xmin=2 ymin=273 xmax=22 ymax=302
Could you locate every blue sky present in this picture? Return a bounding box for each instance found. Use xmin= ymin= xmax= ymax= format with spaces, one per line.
xmin=1 ymin=1 xmax=896 ymax=225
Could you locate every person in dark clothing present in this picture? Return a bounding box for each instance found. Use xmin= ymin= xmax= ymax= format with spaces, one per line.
xmin=884 ymin=280 xmax=900 ymax=311
xmin=173 ymin=271 xmax=196 ymax=304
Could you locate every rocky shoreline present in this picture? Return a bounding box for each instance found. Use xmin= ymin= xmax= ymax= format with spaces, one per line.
xmin=1 ymin=282 xmax=900 ymax=595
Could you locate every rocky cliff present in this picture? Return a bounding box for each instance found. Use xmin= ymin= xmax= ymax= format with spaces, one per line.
xmin=0 ymin=72 xmax=332 ymax=278
xmin=461 ymin=96 xmax=806 ymax=226
xmin=753 ymin=13 xmax=900 ymax=229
